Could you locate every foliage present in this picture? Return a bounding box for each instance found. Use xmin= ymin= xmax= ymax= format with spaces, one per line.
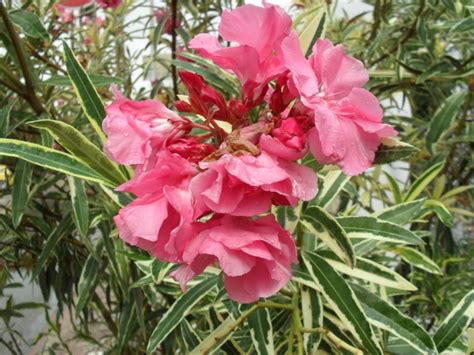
xmin=0 ymin=0 xmax=472 ymax=353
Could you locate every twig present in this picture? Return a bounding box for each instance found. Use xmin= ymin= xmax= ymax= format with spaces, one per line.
xmin=369 ymin=0 xmax=425 ymax=66
xmin=300 ymin=328 xmax=364 ymax=354
xmin=170 ymin=0 xmax=178 ymax=99
xmin=0 ymin=0 xmax=45 ymax=115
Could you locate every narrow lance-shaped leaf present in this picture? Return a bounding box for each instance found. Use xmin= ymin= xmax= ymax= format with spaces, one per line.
xmin=351 ymin=283 xmax=437 ymax=354
xmin=391 ymin=246 xmax=442 ymax=275
xmin=338 ymin=216 xmax=424 ymax=245
xmin=62 ymin=41 xmax=106 ymax=142
xmin=312 ymin=170 xmax=350 ymax=208
xmin=0 ymin=100 xmax=15 ymax=138
xmin=117 ymin=302 xmax=136 ymax=353
xmin=190 ymin=315 xmax=238 ymax=355
xmin=319 ymin=250 xmax=417 ymax=291
xmin=180 ymin=319 xmax=201 ymax=352
xmin=29 ymin=119 xmax=126 ymax=186
xmin=300 ymin=286 xmax=323 ymax=353
xmin=426 ymin=91 xmax=467 ymax=153
xmin=433 ymin=291 xmax=474 ymax=353
xmin=9 ymin=10 xmax=49 ymax=40
xmin=303 ymin=252 xmax=383 ymax=355
xmin=302 ymin=206 xmax=355 ymax=267
xmin=32 ymin=214 xmax=75 ymax=279
xmin=404 ymin=161 xmax=444 ymax=202
xmin=147 ymin=277 xmax=218 ymax=354
xmin=76 ymin=240 xmax=103 ymax=314
xmin=248 ymin=307 xmax=274 ymax=355
xmin=0 ymin=139 xmax=113 ymax=186
xmin=424 ymin=199 xmax=454 ymax=227
xmin=11 ymin=159 xmax=32 ymax=228
xmin=374 ymin=138 xmax=419 ymax=164
xmin=374 ymin=198 xmax=426 ymax=224
xmin=67 ymin=176 xmax=89 ymax=238
xmin=297 ymin=4 xmax=328 ymax=57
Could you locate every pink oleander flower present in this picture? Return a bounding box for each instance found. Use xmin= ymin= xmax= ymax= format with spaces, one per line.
xmin=282 ymin=31 xmax=397 ymax=175
xmin=168 ymin=137 xmax=216 ymax=164
xmin=97 ymin=0 xmax=122 ymax=10
xmin=60 ymin=0 xmax=92 ymax=7
xmin=102 ymin=86 xmax=187 ymax=166
xmin=176 ymin=71 xmax=228 ymax=121
xmin=154 ymin=8 xmax=181 ymax=35
xmin=114 ymin=150 xmax=204 ymax=262
xmin=172 ymin=214 xmax=298 ymax=303
xmin=189 ymin=1 xmax=292 ymax=108
xmin=54 ymin=4 xmax=74 ymax=24
xmin=84 ymin=36 xmax=92 ymax=46
xmin=190 ymin=151 xmax=317 ymax=216
xmin=259 ymin=116 xmax=309 ymax=160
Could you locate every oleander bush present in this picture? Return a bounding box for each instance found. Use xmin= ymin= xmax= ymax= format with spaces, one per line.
xmin=0 ymin=0 xmax=472 ymax=354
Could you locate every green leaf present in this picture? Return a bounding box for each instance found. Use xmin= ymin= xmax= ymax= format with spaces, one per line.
xmin=351 ymin=284 xmax=437 ymax=354
xmin=117 ymin=301 xmax=136 ymax=353
xmin=300 ymin=286 xmax=323 ymax=353
xmin=62 ymin=41 xmax=106 ymax=142
xmin=180 ymin=319 xmax=201 ymax=351
xmin=248 ymin=308 xmax=274 ymax=355
xmin=374 ymin=199 xmax=426 ymax=224
xmin=297 ymin=4 xmax=328 ymax=57
xmin=32 ymin=214 xmax=75 ymax=279
xmin=433 ymin=291 xmax=474 ymax=353
xmin=383 ymin=171 xmax=403 ymax=204
xmin=42 ymin=74 xmax=121 ymax=87
xmin=302 ymin=206 xmax=355 ymax=267
xmin=312 ymin=170 xmax=350 ymax=208
xmin=9 ymin=10 xmax=49 ymax=40
xmin=404 ymin=161 xmax=444 ymax=202
xmin=29 ymin=119 xmax=125 ymax=186
xmin=147 ymin=277 xmax=218 ymax=353
xmin=11 ymin=159 xmax=32 ymax=228
xmin=76 ymin=240 xmax=103 ymax=314
xmin=303 ymin=252 xmax=383 ymax=355
xmin=0 ymin=101 xmax=15 ymax=138
xmin=391 ymin=246 xmax=442 ymax=275
xmin=190 ymin=315 xmax=237 ymax=354
xmin=424 ymin=199 xmax=454 ymax=227
xmin=374 ymin=138 xmax=419 ymax=164
xmin=337 ymin=216 xmax=424 ymax=245
xmin=67 ymin=176 xmax=89 ymax=238
xmin=0 ymin=138 xmax=112 ymax=186
xmin=426 ymin=92 xmax=467 ymax=152
xmin=319 ymin=251 xmax=417 ymax=291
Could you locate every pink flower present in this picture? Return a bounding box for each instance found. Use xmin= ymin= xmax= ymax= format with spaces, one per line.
xmin=259 ymin=117 xmax=309 ymax=160
xmin=102 ymin=86 xmax=186 ymax=166
xmin=175 ymin=71 xmax=227 ymax=121
xmin=97 ymin=0 xmax=122 ymax=10
xmin=60 ymin=0 xmax=92 ymax=7
xmin=84 ymin=36 xmax=92 ymax=46
xmin=190 ymin=151 xmax=317 ymax=216
xmin=282 ymin=31 xmax=397 ymax=175
xmin=114 ymin=151 xmax=203 ymax=262
xmin=154 ymin=9 xmax=181 ymax=35
xmin=167 ymin=137 xmax=216 ymax=164
xmin=172 ymin=214 xmax=298 ymax=303
xmin=189 ymin=2 xmax=292 ymax=107
xmin=54 ymin=4 xmax=74 ymax=24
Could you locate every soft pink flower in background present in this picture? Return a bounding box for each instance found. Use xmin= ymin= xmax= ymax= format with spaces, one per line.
xmin=96 ymin=0 xmax=122 ymax=10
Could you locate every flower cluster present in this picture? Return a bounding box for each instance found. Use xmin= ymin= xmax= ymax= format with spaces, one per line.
xmin=103 ymin=2 xmax=396 ymax=303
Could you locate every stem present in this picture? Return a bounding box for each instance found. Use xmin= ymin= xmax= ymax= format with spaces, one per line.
xmin=170 ymin=0 xmax=178 ymax=99
xmin=300 ymin=328 xmax=364 ymax=354
xmin=0 ymin=0 xmax=45 ymax=115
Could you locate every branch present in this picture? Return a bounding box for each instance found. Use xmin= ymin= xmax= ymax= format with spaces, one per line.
xmin=0 ymin=0 xmax=45 ymax=115
xmin=170 ymin=0 xmax=178 ymax=99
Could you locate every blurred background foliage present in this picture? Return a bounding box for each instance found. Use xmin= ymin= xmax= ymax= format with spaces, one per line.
xmin=0 ymin=0 xmax=472 ymax=353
